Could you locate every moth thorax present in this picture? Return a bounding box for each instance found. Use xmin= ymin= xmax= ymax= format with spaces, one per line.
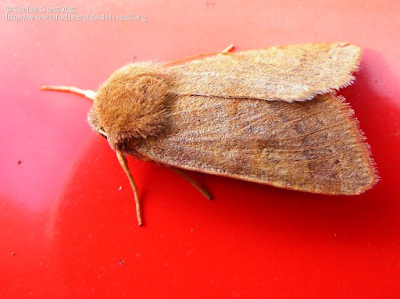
xmin=88 ymin=62 xmax=173 ymax=151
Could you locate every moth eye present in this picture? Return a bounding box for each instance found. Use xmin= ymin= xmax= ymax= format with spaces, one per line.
xmin=98 ymin=127 xmax=107 ymax=137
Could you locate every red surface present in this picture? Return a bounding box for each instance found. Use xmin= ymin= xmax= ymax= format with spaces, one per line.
xmin=1 ymin=0 xmax=400 ymax=298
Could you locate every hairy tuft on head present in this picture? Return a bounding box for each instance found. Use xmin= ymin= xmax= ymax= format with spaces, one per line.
xmin=88 ymin=62 xmax=173 ymax=150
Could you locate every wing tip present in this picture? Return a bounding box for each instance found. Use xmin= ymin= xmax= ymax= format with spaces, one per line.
xmin=330 ymin=94 xmax=380 ymax=194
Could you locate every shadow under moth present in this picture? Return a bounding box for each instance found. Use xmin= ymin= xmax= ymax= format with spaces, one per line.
xmin=42 ymin=42 xmax=379 ymax=225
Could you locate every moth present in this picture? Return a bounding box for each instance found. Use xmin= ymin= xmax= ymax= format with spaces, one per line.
xmin=42 ymin=43 xmax=378 ymax=225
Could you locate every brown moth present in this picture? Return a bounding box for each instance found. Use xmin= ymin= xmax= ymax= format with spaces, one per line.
xmin=42 ymin=43 xmax=378 ymax=225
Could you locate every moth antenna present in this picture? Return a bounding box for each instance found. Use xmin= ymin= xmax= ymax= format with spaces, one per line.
xmin=170 ymin=167 xmax=213 ymax=200
xmin=41 ymin=85 xmax=96 ymax=101
xmin=161 ymin=45 xmax=235 ymax=67
xmin=116 ymin=150 xmax=143 ymax=226
xmin=221 ymin=44 xmax=234 ymax=54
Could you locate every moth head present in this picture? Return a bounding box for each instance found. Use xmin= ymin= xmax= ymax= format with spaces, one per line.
xmin=87 ymin=62 xmax=172 ymax=151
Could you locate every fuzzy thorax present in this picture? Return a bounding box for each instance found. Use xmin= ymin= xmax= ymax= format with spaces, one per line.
xmin=88 ymin=62 xmax=173 ymax=151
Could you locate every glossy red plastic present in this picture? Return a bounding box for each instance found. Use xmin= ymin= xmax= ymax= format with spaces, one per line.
xmin=1 ymin=0 xmax=400 ymax=298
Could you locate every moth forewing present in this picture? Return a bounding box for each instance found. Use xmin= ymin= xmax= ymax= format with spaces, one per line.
xmin=168 ymin=42 xmax=362 ymax=102
xmin=132 ymin=93 xmax=378 ymax=196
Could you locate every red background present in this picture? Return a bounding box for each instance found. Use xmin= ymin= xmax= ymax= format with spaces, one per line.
xmin=1 ymin=0 xmax=400 ymax=298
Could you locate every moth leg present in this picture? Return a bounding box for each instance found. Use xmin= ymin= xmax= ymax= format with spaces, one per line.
xmin=41 ymin=85 xmax=96 ymax=101
xmin=116 ymin=150 xmax=143 ymax=226
xmin=221 ymin=44 xmax=234 ymax=54
xmin=169 ymin=167 xmax=213 ymax=200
